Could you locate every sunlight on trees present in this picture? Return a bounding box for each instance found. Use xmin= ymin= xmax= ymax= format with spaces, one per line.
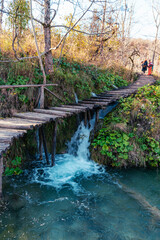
xmin=0 ymin=0 xmax=160 ymax=75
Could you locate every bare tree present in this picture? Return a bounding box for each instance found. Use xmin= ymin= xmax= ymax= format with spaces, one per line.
xmin=152 ymin=0 xmax=160 ymax=66
xmin=1 ymin=0 xmax=124 ymax=69
xmin=30 ymin=0 xmax=95 ymax=73
xmin=58 ymin=0 xmax=78 ymax=66
xmin=0 ymin=0 xmax=4 ymax=30
xmin=116 ymin=0 xmax=134 ymax=65
xmin=88 ymin=0 xmax=119 ymax=62
xmin=30 ymin=0 xmax=46 ymax=108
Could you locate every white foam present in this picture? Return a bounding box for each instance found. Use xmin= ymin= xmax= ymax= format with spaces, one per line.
xmin=32 ymin=119 xmax=105 ymax=192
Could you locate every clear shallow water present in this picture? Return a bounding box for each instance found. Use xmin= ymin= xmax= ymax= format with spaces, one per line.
xmin=1 ymin=120 xmax=160 ymax=240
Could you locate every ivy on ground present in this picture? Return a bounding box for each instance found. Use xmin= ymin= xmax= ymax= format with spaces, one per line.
xmin=4 ymin=156 xmax=23 ymax=176
xmin=92 ymin=82 xmax=160 ymax=167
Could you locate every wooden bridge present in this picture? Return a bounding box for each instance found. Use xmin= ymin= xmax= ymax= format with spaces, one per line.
xmin=0 ymin=74 xmax=156 ymax=196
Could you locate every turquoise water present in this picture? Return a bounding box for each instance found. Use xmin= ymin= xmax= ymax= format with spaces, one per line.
xmin=0 ymin=120 xmax=160 ymax=240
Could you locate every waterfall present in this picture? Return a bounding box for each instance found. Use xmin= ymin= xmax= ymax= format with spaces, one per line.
xmin=73 ymin=91 xmax=79 ymax=103
xmin=32 ymin=117 xmax=104 ymax=192
xmin=91 ymin=92 xmax=97 ymax=97
xmin=32 ymin=103 xmax=119 ymax=192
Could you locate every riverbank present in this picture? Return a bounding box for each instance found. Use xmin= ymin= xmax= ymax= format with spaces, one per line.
xmin=91 ymin=80 xmax=160 ymax=167
xmin=0 ymin=59 xmax=136 ymax=117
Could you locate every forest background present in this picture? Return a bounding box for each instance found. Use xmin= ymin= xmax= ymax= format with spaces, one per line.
xmin=1 ymin=0 xmax=160 ymax=72
xmin=0 ymin=0 xmax=160 ymax=112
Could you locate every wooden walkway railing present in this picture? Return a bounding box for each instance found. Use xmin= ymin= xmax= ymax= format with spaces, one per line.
xmin=0 ymin=74 xmax=156 ymax=197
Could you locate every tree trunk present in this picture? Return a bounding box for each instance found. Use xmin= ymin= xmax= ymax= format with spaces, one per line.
xmin=44 ymin=0 xmax=53 ymax=74
xmin=30 ymin=0 xmax=46 ymax=108
xmin=152 ymin=25 xmax=159 ymax=66
xmin=0 ymin=0 xmax=4 ymax=31
xmin=99 ymin=0 xmax=106 ymax=58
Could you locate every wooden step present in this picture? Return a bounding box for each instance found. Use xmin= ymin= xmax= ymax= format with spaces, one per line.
xmin=13 ymin=112 xmax=58 ymax=121
xmin=0 ymin=118 xmax=44 ymax=130
xmin=34 ymin=108 xmax=71 ymax=117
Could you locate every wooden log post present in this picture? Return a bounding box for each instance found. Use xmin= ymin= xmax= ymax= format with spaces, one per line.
xmin=41 ymin=126 xmax=50 ymax=165
xmin=95 ymin=108 xmax=99 ymax=128
xmin=87 ymin=110 xmax=91 ymax=128
xmin=39 ymin=86 xmax=45 ymax=109
xmin=84 ymin=111 xmax=87 ymax=127
xmin=79 ymin=112 xmax=83 ymax=123
xmin=51 ymin=120 xmax=58 ymax=166
xmin=38 ymin=128 xmax=43 ymax=160
xmin=0 ymin=157 xmax=3 ymax=199
xmin=76 ymin=113 xmax=80 ymax=126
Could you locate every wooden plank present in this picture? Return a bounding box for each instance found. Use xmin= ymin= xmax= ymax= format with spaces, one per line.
xmin=82 ymin=98 xmax=111 ymax=102
xmin=77 ymin=103 xmax=98 ymax=109
xmin=0 ymin=129 xmax=26 ymax=143
xmin=0 ymin=143 xmax=10 ymax=151
xmin=50 ymin=107 xmax=82 ymax=113
xmin=0 ymin=139 xmax=12 ymax=144
xmin=0 ymin=124 xmax=32 ymax=130
xmin=90 ymin=96 xmax=113 ymax=100
xmin=61 ymin=104 xmax=89 ymax=110
xmin=0 ymin=118 xmax=44 ymax=124
xmin=106 ymin=90 xmax=135 ymax=93
xmin=0 ymin=118 xmax=44 ymax=130
xmin=0 ymin=128 xmax=26 ymax=135
xmin=13 ymin=112 xmax=57 ymax=121
xmin=100 ymin=93 xmax=129 ymax=97
xmin=34 ymin=109 xmax=71 ymax=117
xmin=80 ymin=101 xmax=110 ymax=106
xmin=97 ymin=94 xmax=114 ymax=97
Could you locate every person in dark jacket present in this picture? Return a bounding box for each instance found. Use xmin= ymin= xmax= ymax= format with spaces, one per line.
xmin=141 ymin=59 xmax=148 ymax=73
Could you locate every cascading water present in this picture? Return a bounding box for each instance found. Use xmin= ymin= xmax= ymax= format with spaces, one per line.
xmin=73 ymin=91 xmax=79 ymax=103
xmin=91 ymin=92 xmax=97 ymax=97
xmin=1 ymin=105 xmax=160 ymax=240
xmin=33 ymin=117 xmax=105 ymax=192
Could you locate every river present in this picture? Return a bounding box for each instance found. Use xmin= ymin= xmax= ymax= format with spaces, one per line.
xmin=0 ymin=113 xmax=160 ymax=240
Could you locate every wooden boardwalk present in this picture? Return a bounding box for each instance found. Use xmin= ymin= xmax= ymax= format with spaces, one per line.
xmin=0 ymin=75 xmax=155 ymax=159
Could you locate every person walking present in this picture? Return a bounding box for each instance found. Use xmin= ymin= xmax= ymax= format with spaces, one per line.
xmin=148 ymin=60 xmax=153 ymax=75
xmin=141 ymin=59 xmax=148 ymax=74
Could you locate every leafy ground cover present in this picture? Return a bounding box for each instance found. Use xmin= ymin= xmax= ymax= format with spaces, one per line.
xmin=91 ymin=81 xmax=160 ymax=167
xmin=0 ymin=58 xmax=135 ymax=117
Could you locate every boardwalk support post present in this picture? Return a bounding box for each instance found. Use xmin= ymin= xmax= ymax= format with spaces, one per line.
xmin=0 ymin=157 xmax=3 ymax=199
xmin=39 ymin=128 xmax=43 ymax=160
xmin=41 ymin=126 xmax=50 ymax=165
xmin=76 ymin=113 xmax=80 ymax=126
xmin=39 ymin=86 xmax=45 ymax=109
xmin=87 ymin=110 xmax=91 ymax=128
xmin=51 ymin=120 xmax=58 ymax=166
xmin=95 ymin=108 xmax=99 ymax=128
xmin=84 ymin=111 xmax=87 ymax=127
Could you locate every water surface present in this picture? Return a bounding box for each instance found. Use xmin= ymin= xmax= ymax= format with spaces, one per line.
xmin=1 ymin=120 xmax=160 ymax=240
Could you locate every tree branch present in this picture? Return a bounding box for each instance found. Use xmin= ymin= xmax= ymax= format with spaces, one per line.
xmin=49 ymin=0 xmax=95 ymax=51
xmin=0 ymin=9 xmax=45 ymax=26
xmin=47 ymin=9 xmax=56 ymax=26
xmin=51 ymin=24 xmax=112 ymax=35
xmin=33 ymin=0 xmax=44 ymax=7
